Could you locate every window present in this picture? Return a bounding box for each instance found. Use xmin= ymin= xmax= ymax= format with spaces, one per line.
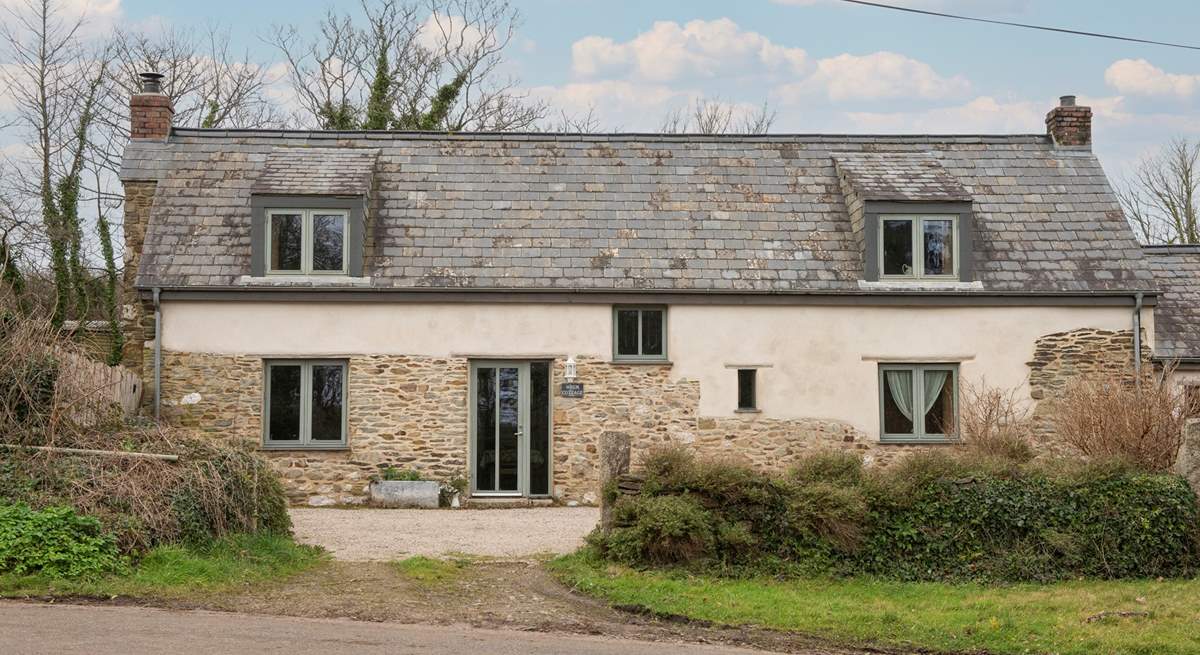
xmin=880 ymin=215 xmax=957 ymax=279
xmin=266 ymin=209 xmax=348 ymax=275
xmin=264 ymin=360 xmax=348 ymax=448
xmin=613 ymin=307 xmax=667 ymax=360
xmin=737 ymin=369 xmax=757 ymax=411
xmin=879 ymin=364 xmax=958 ymax=442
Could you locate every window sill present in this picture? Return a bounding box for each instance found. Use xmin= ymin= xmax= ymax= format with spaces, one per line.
xmin=858 ymin=279 xmax=983 ymax=292
xmin=260 ymin=445 xmax=350 ymax=452
xmin=238 ymin=275 xmax=372 ymax=288
xmin=734 ymin=408 xmax=761 ymax=414
xmin=877 ymin=438 xmax=960 ymax=446
xmin=611 ymin=359 xmax=673 ymax=366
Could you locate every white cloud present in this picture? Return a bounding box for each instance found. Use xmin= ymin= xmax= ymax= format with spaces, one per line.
xmin=777 ymin=51 xmax=969 ymax=103
xmin=416 ymin=12 xmax=493 ymax=54
xmin=0 ymin=0 xmax=123 ymax=38
xmin=1104 ymin=59 xmax=1200 ymax=99
xmin=571 ymin=18 xmax=808 ymax=83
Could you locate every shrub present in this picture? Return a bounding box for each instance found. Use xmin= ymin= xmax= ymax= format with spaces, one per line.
xmin=959 ymin=380 xmax=1035 ymax=464
xmin=604 ymin=494 xmax=715 ymax=565
xmin=595 ymin=448 xmax=1200 ymax=582
xmin=0 ymin=504 xmax=126 ymax=578
xmin=378 ymin=467 xmax=423 ymax=482
xmin=1053 ymin=367 xmax=1189 ymax=472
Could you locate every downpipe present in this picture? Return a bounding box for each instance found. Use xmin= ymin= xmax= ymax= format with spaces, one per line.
xmin=1132 ymin=292 xmax=1143 ymax=377
xmin=153 ymin=287 xmax=162 ymax=421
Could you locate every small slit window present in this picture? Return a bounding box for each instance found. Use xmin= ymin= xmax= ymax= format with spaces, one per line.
xmin=881 ymin=215 xmax=957 ymax=279
xmin=264 ymin=360 xmax=348 ymax=448
xmin=613 ymin=307 xmax=667 ymax=361
xmin=879 ymin=364 xmax=958 ymax=442
xmin=266 ymin=209 xmax=348 ymax=275
xmin=737 ymin=369 xmax=757 ymax=411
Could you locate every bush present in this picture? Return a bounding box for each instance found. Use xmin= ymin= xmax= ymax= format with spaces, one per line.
xmin=592 ymin=448 xmax=1200 ymax=582
xmin=604 ymin=494 xmax=715 ymax=565
xmin=378 ymin=467 xmax=423 ymax=481
xmin=1053 ymin=368 xmax=1189 ymax=472
xmin=0 ymin=504 xmax=126 ymax=578
xmin=959 ymin=381 xmax=1035 ymax=464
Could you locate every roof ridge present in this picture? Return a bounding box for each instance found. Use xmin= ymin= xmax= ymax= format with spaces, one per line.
xmin=167 ymin=127 xmax=1052 ymax=144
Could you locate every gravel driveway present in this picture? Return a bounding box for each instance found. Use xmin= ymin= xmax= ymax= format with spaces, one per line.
xmin=290 ymin=507 xmax=600 ymax=560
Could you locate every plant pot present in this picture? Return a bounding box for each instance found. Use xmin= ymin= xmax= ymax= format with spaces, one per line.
xmin=368 ymin=480 xmax=440 ymax=508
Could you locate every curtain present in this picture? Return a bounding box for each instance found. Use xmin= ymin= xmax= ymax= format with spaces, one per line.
xmin=922 ymin=370 xmax=950 ymax=417
xmin=885 ymin=370 xmax=914 ymax=421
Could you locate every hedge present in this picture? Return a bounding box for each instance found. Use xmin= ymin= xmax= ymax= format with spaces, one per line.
xmin=592 ymin=449 xmax=1200 ymax=582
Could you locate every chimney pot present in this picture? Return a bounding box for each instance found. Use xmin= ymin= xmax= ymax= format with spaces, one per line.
xmin=1046 ymin=95 xmax=1091 ymax=147
xmin=138 ymin=71 xmax=165 ymax=94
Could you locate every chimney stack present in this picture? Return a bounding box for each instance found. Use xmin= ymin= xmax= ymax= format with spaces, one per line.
xmin=1045 ymin=95 xmax=1091 ymax=147
xmin=130 ymin=72 xmax=174 ymax=140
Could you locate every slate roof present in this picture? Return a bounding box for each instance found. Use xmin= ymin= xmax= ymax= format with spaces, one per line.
xmin=251 ymin=147 xmax=378 ymax=196
xmin=832 ymin=153 xmax=971 ymax=202
xmin=1143 ymin=246 xmax=1200 ymax=360
xmin=121 ymin=130 xmax=1156 ymax=294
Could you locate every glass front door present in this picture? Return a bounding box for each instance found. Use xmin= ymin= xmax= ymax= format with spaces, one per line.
xmin=471 ymin=361 xmax=551 ymax=496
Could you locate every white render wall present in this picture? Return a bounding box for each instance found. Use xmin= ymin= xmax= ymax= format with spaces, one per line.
xmin=161 ymin=300 xmax=1147 ymax=440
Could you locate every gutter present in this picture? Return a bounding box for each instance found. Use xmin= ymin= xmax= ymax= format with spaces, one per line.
xmin=153 ymin=287 xmax=162 ymax=421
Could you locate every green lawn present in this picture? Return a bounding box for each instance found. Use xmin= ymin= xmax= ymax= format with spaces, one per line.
xmin=550 ymin=550 xmax=1200 ymax=655
xmin=0 ymin=533 xmax=326 ymax=599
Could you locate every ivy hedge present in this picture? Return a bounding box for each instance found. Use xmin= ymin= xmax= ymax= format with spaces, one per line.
xmin=593 ymin=448 xmax=1200 ymax=582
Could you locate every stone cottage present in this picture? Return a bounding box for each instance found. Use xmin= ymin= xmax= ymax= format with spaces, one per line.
xmin=119 ymin=73 xmax=1181 ymax=505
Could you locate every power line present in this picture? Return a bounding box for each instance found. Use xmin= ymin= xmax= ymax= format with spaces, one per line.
xmin=836 ymin=0 xmax=1200 ymax=51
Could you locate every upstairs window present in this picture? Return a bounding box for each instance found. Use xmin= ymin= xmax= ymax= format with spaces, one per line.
xmin=613 ymin=307 xmax=667 ymax=361
xmin=879 ymin=364 xmax=958 ymax=442
xmin=880 ymin=215 xmax=957 ymax=279
xmin=266 ymin=209 xmax=348 ymax=275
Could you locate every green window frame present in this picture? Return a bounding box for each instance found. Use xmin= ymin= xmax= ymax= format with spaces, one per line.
xmin=879 ymin=214 xmax=959 ymax=280
xmin=263 ymin=360 xmax=349 ymax=449
xmin=265 ymin=209 xmax=349 ymax=275
xmin=878 ymin=363 xmax=959 ymax=443
xmin=612 ymin=306 xmax=668 ymax=361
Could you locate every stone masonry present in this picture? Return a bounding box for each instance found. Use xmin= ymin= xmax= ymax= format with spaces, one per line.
xmin=162 ymin=350 xmax=959 ymax=506
xmin=120 ymin=181 xmax=156 ymax=375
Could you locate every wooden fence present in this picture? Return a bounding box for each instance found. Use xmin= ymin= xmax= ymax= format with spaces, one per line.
xmin=53 ymin=349 xmax=143 ymax=425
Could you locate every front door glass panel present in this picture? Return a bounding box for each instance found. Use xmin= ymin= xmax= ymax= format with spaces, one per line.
xmin=497 ymin=367 xmax=520 ymax=492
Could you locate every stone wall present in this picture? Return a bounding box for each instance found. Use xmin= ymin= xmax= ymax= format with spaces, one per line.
xmin=121 ymin=180 xmax=156 ymax=375
xmin=159 ymin=351 xmax=469 ymax=505
xmin=1027 ymin=327 xmax=1146 ymax=449
xmin=1178 ymin=421 xmax=1200 ymax=497
xmin=157 ymin=326 xmax=1144 ymax=505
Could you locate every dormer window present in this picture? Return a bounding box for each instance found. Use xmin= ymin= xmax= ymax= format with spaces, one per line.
xmin=267 ymin=209 xmax=348 ymax=275
xmin=881 ymin=215 xmax=957 ymax=279
xmin=250 ymin=196 xmax=365 ymax=278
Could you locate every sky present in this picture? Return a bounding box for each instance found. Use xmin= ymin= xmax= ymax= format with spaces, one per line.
xmin=20 ymin=0 xmax=1200 ymax=179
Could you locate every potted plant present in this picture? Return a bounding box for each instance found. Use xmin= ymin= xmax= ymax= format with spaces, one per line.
xmin=369 ymin=467 xmax=440 ymax=508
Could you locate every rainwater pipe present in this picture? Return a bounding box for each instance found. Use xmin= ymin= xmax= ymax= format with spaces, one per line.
xmin=153 ymin=287 xmax=162 ymax=420
xmin=1132 ymin=292 xmax=1143 ymax=377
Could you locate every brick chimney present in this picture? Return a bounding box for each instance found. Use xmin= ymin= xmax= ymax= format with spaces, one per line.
xmin=1045 ymin=95 xmax=1091 ymax=147
xmin=130 ymin=72 xmax=173 ymax=140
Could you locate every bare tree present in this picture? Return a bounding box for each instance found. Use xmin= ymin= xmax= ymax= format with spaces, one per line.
xmin=0 ymin=0 xmax=105 ymax=324
xmin=657 ymin=97 xmax=776 ymax=135
xmin=1117 ymin=137 xmax=1199 ymax=245
xmin=270 ymin=0 xmax=545 ymax=131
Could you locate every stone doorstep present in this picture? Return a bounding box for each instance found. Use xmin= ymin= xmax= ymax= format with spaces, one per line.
xmin=463 ymin=496 xmax=557 ymax=509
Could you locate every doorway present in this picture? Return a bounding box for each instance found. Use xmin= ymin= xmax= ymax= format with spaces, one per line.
xmin=469 ymin=361 xmax=552 ymax=497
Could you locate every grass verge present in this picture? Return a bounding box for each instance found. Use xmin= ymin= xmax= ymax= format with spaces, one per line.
xmin=0 ymin=533 xmax=326 ymax=599
xmin=391 ymin=555 xmax=471 ymax=585
xmin=550 ymin=549 xmax=1200 ymax=655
